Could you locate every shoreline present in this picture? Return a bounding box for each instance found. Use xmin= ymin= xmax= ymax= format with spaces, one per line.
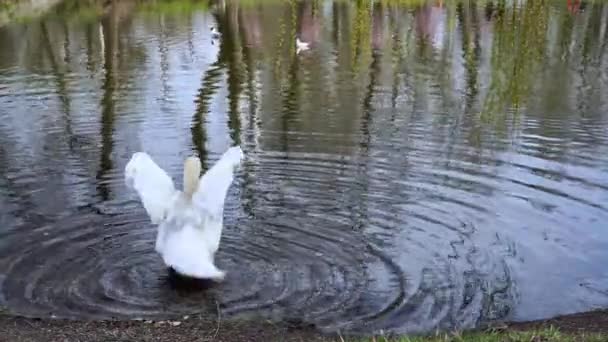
xmin=0 ymin=309 xmax=607 ymax=341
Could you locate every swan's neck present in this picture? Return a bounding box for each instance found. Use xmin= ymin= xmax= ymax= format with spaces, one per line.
xmin=183 ymin=156 xmax=202 ymax=198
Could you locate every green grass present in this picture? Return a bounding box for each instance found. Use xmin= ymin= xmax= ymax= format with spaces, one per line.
xmin=347 ymin=327 xmax=606 ymax=342
xmin=137 ymin=0 xmax=209 ymax=14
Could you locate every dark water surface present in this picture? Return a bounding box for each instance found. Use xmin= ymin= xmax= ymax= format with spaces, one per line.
xmin=1 ymin=0 xmax=608 ymax=335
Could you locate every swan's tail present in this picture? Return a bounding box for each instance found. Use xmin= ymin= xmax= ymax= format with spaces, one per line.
xmin=161 ymin=225 xmax=226 ymax=281
xmin=169 ymin=260 xmax=226 ymax=281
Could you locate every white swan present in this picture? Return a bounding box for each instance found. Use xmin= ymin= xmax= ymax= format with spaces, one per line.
xmin=124 ymin=146 xmax=244 ymax=280
xmin=296 ymin=38 xmax=309 ymax=53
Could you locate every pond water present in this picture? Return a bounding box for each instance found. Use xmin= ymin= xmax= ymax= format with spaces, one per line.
xmin=1 ymin=0 xmax=608 ymax=335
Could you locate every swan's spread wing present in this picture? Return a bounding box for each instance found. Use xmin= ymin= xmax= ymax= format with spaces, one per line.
xmin=191 ymin=146 xmax=243 ymax=217
xmin=125 ymin=152 xmax=177 ymax=224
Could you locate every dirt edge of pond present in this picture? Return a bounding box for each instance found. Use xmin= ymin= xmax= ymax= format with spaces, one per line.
xmin=0 ymin=309 xmax=607 ymax=341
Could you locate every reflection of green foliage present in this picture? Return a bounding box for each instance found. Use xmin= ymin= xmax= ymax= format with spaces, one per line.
xmin=138 ymin=0 xmax=209 ymax=14
xmin=480 ymin=0 xmax=549 ymax=122
xmin=44 ymin=0 xmax=103 ymax=23
xmin=1 ymin=0 xmax=64 ymax=26
xmin=377 ymin=0 xmax=431 ymax=7
xmin=351 ymin=0 xmax=372 ymax=72
xmin=0 ymin=2 xmax=15 ymax=13
xmin=272 ymin=8 xmax=287 ymax=79
xmin=229 ymin=0 xmax=287 ymax=8
xmin=311 ymin=0 xmax=320 ymax=17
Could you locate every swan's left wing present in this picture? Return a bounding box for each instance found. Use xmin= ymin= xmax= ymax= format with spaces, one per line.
xmin=125 ymin=152 xmax=177 ymax=224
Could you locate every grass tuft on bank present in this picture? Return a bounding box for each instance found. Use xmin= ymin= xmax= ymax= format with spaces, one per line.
xmin=351 ymin=327 xmax=605 ymax=342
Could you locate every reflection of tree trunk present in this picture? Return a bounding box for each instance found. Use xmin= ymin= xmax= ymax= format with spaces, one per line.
xmin=297 ymin=0 xmax=321 ymax=45
xmin=371 ymin=2 xmax=384 ymax=51
xmin=191 ymin=63 xmax=223 ymax=172
xmin=577 ymin=3 xmax=603 ymax=120
xmin=457 ymin=2 xmax=480 ymax=111
xmin=332 ymin=1 xmax=340 ymax=46
xmin=158 ymin=13 xmax=170 ymax=99
xmin=219 ymin=4 xmax=243 ymax=146
xmin=238 ymin=8 xmax=258 ymax=219
xmin=352 ymin=50 xmax=380 ymax=232
xmin=449 ymin=3 xmax=482 ymax=160
xmin=62 ymin=21 xmax=71 ymax=65
xmin=352 ymin=0 xmax=371 ymax=69
xmin=187 ymin=14 xmax=194 ymax=58
xmin=85 ymin=23 xmax=95 ymax=72
xmin=96 ymin=14 xmax=118 ymax=201
xmin=40 ymin=21 xmax=75 ymax=144
xmin=599 ymin=6 xmax=608 ymax=57
xmin=238 ymin=9 xmax=258 ymax=131
xmin=557 ymin=6 xmax=576 ymax=62
xmin=280 ymin=54 xmax=300 ymax=153
xmin=361 ymin=50 xmax=379 ymax=152
xmin=390 ymin=16 xmax=405 ymax=115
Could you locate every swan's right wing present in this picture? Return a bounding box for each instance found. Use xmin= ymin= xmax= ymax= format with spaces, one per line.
xmin=125 ymin=152 xmax=177 ymax=224
xmin=191 ymin=146 xmax=244 ymax=218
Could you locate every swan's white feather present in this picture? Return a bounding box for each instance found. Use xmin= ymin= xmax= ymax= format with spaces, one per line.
xmin=125 ymin=152 xmax=177 ymax=224
xmin=124 ymin=147 xmax=243 ymax=280
xmin=161 ymin=223 xmax=226 ymax=279
xmin=192 ymin=146 xmax=243 ymax=217
xmin=296 ymin=38 xmax=309 ymax=53
xmin=191 ymin=146 xmax=244 ymax=254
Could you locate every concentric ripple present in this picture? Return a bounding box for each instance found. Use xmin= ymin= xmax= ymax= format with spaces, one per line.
xmin=0 ymin=197 xmax=402 ymax=329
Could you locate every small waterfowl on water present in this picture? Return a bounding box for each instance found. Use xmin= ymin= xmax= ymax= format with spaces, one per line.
xmin=125 ymin=146 xmax=244 ymax=280
xmin=210 ymin=26 xmax=220 ymax=39
xmin=296 ymin=38 xmax=310 ymax=53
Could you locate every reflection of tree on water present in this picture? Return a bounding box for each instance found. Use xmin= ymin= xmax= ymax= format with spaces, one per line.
xmin=351 ymin=0 xmax=372 ymax=72
xmin=40 ymin=21 xmax=75 ymax=145
xmin=191 ymin=61 xmax=222 ymax=172
xmin=190 ymin=6 xmax=243 ymax=172
xmin=480 ymin=1 xmax=548 ymax=124
xmin=96 ymin=1 xmax=137 ymax=201
xmin=96 ymin=12 xmax=117 ymax=201
xmin=217 ymin=6 xmax=243 ymax=146
xmin=296 ymin=0 xmax=321 ymax=46
xmin=158 ymin=13 xmax=171 ymax=102
xmin=237 ymin=6 xmax=261 ymax=218
xmin=457 ymin=2 xmax=480 ymax=107
xmin=351 ymin=46 xmax=380 ymax=231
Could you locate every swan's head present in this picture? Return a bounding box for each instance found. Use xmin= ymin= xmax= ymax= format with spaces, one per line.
xmin=183 ymin=156 xmax=202 ymax=197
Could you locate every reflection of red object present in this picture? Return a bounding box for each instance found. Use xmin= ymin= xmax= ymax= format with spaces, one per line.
xmin=568 ymin=0 xmax=581 ymax=14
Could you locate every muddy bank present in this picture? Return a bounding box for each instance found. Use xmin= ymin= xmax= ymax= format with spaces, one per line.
xmin=0 ymin=314 xmax=326 ymax=342
xmin=1 ymin=310 xmax=608 ymax=341
xmin=507 ymin=310 xmax=608 ymax=335
xmin=0 ymin=0 xmax=63 ymax=26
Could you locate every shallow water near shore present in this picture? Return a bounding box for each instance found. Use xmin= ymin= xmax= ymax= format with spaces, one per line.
xmin=0 ymin=0 xmax=608 ymax=335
